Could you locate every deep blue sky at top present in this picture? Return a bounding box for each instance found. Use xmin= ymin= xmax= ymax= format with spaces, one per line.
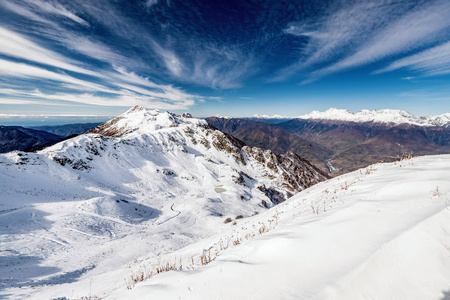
xmin=0 ymin=0 xmax=449 ymax=124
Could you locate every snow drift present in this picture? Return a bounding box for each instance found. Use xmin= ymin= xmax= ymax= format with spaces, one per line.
xmin=112 ymin=154 xmax=450 ymax=300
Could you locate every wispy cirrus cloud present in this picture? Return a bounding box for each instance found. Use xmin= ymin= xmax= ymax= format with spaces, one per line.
xmin=22 ymin=0 xmax=89 ymax=26
xmin=0 ymin=0 xmax=208 ymax=113
xmin=0 ymin=27 xmax=97 ymax=76
xmin=375 ymin=41 xmax=450 ymax=77
xmin=275 ymin=0 xmax=450 ymax=84
xmin=0 ymin=58 xmax=109 ymax=92
xmin=0 ymin=0 xmax=54 ymax=25
xmin=145 ymin=0 xmax=159 ymax=9
xmin=0 ymin=56 xmax=202 ymax=110
xmin=0 ymin=0 xmax=276 ymax=101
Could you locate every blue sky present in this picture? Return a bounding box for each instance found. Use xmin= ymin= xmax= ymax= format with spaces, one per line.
xmin=0 ymin=0 xmax=449 ymax=125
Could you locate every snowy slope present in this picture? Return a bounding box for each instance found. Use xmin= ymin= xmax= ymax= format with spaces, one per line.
xmin=106 ymin=154 xmax=450 ymax=300
xmin=0 ymin=106 xmax=326 ymax=299
xmin=298 ymin=108 xmax=450 ymax=127
xmin=5 ymin=154 xmax=449 ymax=299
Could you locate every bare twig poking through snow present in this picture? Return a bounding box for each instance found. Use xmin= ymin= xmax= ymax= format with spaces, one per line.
xmin=433 ymin=186 xmax=440 ymax=197
xmin=200 ymin=247 xmax=213 ymax=265
xmin=310 ymin=201 xmax=316 ymax=214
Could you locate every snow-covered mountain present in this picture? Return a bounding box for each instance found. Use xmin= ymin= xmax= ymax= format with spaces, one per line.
xmin=245 ymin=108 xmax=450 ymax=127
xmin=8 ymin=152 xmax=450 ymax=299
xmin=251 ymin=114 xmax=294 ymax=119
xmin=0 ymin=106 xmax=326 ymax=298
xmin=298 ymin=108 xmax=450 ymax=127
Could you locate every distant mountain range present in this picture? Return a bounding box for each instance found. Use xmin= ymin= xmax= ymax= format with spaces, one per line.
xmin=31 ymin=123 xmax=102 ymax=137
xmin=0 ymin=126 xmax=62 ymax=153
xmin=0 ymin=123 xmax=101 ymax=153
xmin=208 ymin=108 xmax=450 ymax=175
xmin=249 ymin=108 xmax=450 ymax=127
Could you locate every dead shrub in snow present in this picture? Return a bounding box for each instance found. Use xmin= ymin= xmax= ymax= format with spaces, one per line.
xmin=258 ymin=223 xmax=268 ymax=234
xmin=433 ymin=186 xmax=440 ymax=197
xmin=200 ymin=247 xmax=213 ymax=265
xmin=125 ymin=257 xmax=183 ymax=290
xmin=399 ymin=152 xmax=414 ymax=161
xmin=233 ymin=237 xmax=242 ymax=246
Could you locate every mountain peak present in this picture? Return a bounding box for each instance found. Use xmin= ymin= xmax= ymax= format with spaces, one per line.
xmin=126 ymin=105 xmax=148 ymax=113
xmin=87 ymin=107 xmax=205 ymax=137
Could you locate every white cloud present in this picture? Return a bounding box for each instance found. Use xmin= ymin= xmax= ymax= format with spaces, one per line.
xmin=0 ymin=59 xmax=112 ymax=92
xmin=0 ymin=113 xmax=114 ymax=117
xmin=151 ymin=42 xmax=184 ymax=77
xmin=0 ymin=59 xmax=203 ymax=110
xmin=0 ymin=0 xmax=54 ymax=25
xmin=0 ymin=27 xmax=98 ymax=76
xmin=24 ymin=90 xmax=194 ymax=110
xmin=0 ymin=25 xmax=204 ymax=111
xmin=0 ymin=98 xmax=54 ymax=105
xmin=277 ymin=0 xmax=450 ymax=83
xmin=375 ymin=41 xmax=450 ymax=76
xmin=145 ymin=0 xmax=158 ymax=9
xmin=24 ymin=0 xmax=89 ymax=26
xmin=308 ymin=0 xmax=450 ymax=81
xmin=108 ymin=66 xmax=202 ymax=104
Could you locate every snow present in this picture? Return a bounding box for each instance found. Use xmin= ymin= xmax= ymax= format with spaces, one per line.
xmin=0 ymin=107 xmax=324 ymax=299
xmin=108 ymin=154 xmax=450 ymax=300
xmin=298 ymin=107 xmax=450 ymax=127
xmin=2 ymin=148 xmax=449 ymax=299
xmin=251 ymin=114 xmax=294 ymax=119
xmin=212 ymin=114 xmax=232 ymax=119
xmin=247 ymin=108 xmax=450 ymax=127
xmin=1 ymin=106 xmax=449 ymax=299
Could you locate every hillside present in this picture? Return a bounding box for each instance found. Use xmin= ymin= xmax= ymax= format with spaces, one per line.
xmin=278 ymin=118 xmax=450 ymax=174
xmin=112 ymin=154 xmax=450 ymax=300
xmin=10 ymin=154 xmax=450 ymax=299
xmin=0 ymin=106 xmax=326 ymax=299
xmin=206 ymin=117 xmax=332 ymax=173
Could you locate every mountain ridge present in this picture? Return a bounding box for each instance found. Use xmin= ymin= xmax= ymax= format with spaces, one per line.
xmin=246 ymin=108 xmax=450 ymax=127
